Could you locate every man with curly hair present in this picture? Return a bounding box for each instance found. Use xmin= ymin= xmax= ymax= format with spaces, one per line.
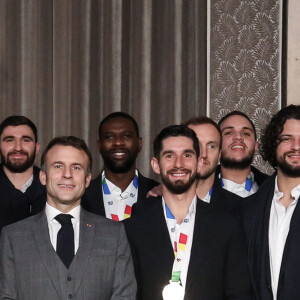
xmin=243 ymin=105 xmax=300 ymax=300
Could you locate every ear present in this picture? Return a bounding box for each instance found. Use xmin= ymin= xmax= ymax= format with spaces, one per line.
xmin=97 ymin=140 xmax=101 ymax=152
xmin=151 ymin=157 xmax=161 ymax=175
xmin=254 ymin=141 xmax=259 ymax=151
xmin=39 ymin=169 xmax=47 ymax=186
xmin=138 ymin=137 xmax=143 ymax=152
xmin=85 ymin=173 xmax=92 ymax=188
xmin=35 ymin=142 xmax=41 ymax=155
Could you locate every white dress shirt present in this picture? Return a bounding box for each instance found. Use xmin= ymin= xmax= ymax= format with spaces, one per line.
xmin=45 ymin=203 xmax=81 ymax=254
xmin=221 ymin=172 xmax=258 ymax=198
xmin=269 ymin=177 xmax=300 ymax=299
xmin=162 ymin=196 xmax=197 ymax=290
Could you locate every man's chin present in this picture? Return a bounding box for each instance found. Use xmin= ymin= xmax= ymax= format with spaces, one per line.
xmin=220 ymin=155 xmax=253 ymax=170
xmin=278 ymin=160 xmax=300 ymax=178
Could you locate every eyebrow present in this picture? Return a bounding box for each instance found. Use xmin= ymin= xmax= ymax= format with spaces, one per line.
xmin=3 ymin=135 xmax=34 ymax=141
xmin=206 ymin=141 xmax=219 ymax=145
xmin=221 ymin=126 xmax=253 ymax=132
xmin=52 ymin=161 xmax=84 ymax=167
xmin=161 ymin=149 xmax=195 ymax=156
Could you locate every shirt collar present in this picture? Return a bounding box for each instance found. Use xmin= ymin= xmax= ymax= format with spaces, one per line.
xmin=162 ymin=195 xmax=197 ymax=220
xmin=102 ymin=169 xmax=138 ymax=197
xmin=274 ymin=175 xmax=300 ymax=202
xmin=220 ymin=171 xmax=254 ymax=192
xmin=21 ymin=174 xmax=34 ymax=193
xmin=45 ymin=202 xmax=81 ymax=224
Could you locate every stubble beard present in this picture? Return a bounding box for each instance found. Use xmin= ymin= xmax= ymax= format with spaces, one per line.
xmin=220 ymin=150 xmax=254 ymax=170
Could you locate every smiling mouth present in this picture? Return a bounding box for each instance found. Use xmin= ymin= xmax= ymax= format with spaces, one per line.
xmin=58 ymin=184 xmax=74 ymax=188
xmin=231 ymin=145 xmax=245 ymax=150
xmin=168 ymin=169 xmax=191 ymax=177
xmin=286 ymin=152 xmax=300 ymax=159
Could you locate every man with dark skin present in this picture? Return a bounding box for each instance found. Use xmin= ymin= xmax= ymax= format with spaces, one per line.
xmin=82 ymin=112 xmax=158 ymax=221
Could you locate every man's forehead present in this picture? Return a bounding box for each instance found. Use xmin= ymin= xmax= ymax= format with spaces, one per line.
xmin=101 ymin=118 xmax=136 ymax=133
xmin=46 ymin=145 xmax=88 ymax=162
xmin=1 ymin=125 xmax=35 ymax=138
xmin=162 ymin=136 xmax=194 ymax=149
xmin=281 ymin=119 xmax=300 ymax=133
xmin=220 ymin=115 xmax=253 ymax=130
xmin=189 ymin=123 xmax=220 ymax=139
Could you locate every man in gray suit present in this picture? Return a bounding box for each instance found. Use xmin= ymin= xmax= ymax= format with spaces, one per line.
xmin=0 ymin=136 xmax=136 ymax=300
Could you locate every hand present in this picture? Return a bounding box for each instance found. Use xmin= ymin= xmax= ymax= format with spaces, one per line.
xmin=147 ymin=184 xmax=163 ymax=197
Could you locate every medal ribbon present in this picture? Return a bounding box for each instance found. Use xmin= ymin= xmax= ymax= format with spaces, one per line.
xmin=102 ymin=172 xmax=138 ymax=221
xmin=164 ymin=200 xmax=195 ymax=283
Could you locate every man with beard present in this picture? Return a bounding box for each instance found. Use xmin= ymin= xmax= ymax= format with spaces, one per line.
xmin=124 ymin=125 xmax=252 ymax=300
xmin=244 ymin=105 xmax=300 ymax=300
xmin=148 ymin=117 xmax=244 ymax=215
xmin=186 ymin=117 xmax=244 ymax=215
xmin=0 ymin=116 xmax=45 ymax=232
xmin=82 ymin=112 xmax=158 ymax=221
xmin=218 ymin=111 xmax=269 ymax=198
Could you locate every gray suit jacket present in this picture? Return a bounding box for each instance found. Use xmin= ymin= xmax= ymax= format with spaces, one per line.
xmin=0 ymin=208 xmax=136 ymax=300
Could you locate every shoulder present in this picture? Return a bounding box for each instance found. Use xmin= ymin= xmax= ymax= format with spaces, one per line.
xmin=1 ymin=211 xmax=44 ymax=236
xmin=197 ymin=198 xmax=238 ymax=222
xmin=251 ymin=165 xmax=271 ymax=186
xmin=124 ymin=196 xmax=162 ymax=229
xmin=82 ymin=175 xmax=102 ymax=200
xmin=86 ymin=175 xmax=102 ymax=190
xmin=137 ymin=171 xmax=159 ymax=188
xmin=245 ymin=172 xmax=276 ymax=208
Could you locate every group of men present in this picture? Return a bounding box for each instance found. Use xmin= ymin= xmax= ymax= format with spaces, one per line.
xmin=0 ymin=106 xmax=299 ymax=299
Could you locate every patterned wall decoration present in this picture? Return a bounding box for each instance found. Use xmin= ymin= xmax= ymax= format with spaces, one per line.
xmin=209 ymin=0 xmax=282 ymax=174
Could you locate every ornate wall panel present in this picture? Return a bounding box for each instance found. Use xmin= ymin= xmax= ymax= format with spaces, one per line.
xmin=209 ymin=0 xmax=283 ymax=174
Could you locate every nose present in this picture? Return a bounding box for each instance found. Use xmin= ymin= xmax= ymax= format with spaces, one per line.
xmin=62 ymin=166 xmax=72 ymax=179
xmin=14 ymin=139 xmax=22 ymax=150
xmin=291 ymin=138 xmax=300 ymax=150
xmin=174 ymin=156 xmax=184 ymax=168
xmin=233 ymin=131 xmax=243 ymax=140
xmin=200 ymin=146 xmax=207 ymax=159
xmin=112 ymin=135 xmax=125 ymax=146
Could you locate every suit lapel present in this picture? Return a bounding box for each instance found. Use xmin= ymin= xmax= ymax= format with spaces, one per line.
xmin=145 ymin=198 xmax=175 ymax=287
xmin=73 ymin=209 xmax=96 ymax=295
xmin=137 ymin=172 xmax=147 ymax=202
xmin=31 ymin=212 xmax=63 ymax=299
xmin=248 ymin=176 xmax=274 ymax=298
xmin=278 ymin=195 xmax=300 ymax=297
xmin=184 ymin=200 xmax=207 ymax=299
xmin=96 ymin=175 xmax=106 ymax=216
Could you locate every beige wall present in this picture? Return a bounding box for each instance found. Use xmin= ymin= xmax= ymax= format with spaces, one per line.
xmin=287 ymin=0 xmax=300 ymax=105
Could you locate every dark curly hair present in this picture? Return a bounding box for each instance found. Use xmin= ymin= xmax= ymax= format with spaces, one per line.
xmin=261 ymin=105 xmax=300 ymax=168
